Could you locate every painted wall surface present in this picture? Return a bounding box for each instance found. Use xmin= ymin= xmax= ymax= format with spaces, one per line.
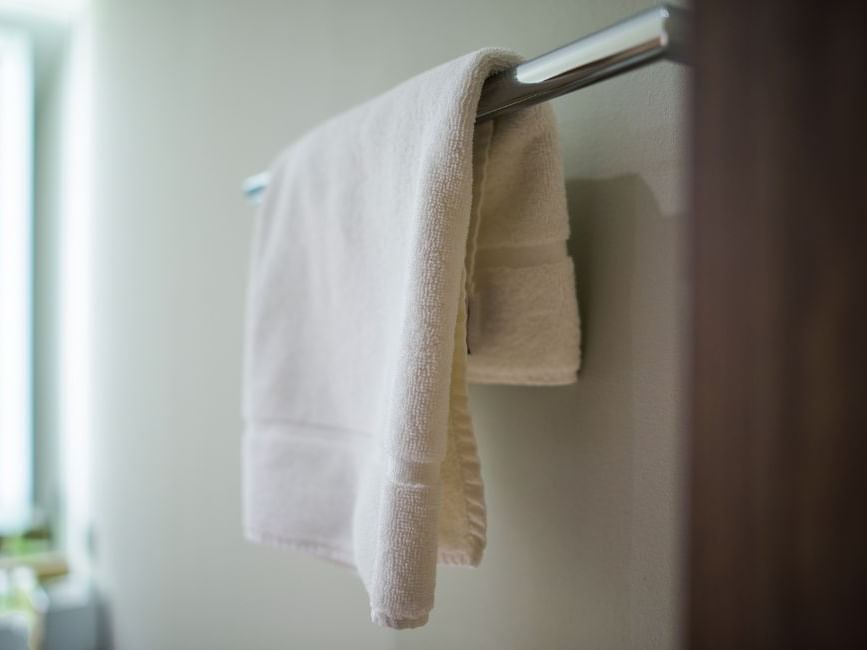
xmin=88 ymin=1 xmax=687 ymax=648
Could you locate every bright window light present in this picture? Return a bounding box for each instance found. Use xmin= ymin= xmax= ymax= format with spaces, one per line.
xmin=0 ymin=28 xmax=33 ymax=535
xmin=58 ymin=16 xmax=92 ymax=569
xmin=0 ymin=0 xmax=87 ymax=22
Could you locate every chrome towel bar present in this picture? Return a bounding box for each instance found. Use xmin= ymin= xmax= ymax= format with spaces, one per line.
xmin=242 ymin=4 xmax=689 ymax=202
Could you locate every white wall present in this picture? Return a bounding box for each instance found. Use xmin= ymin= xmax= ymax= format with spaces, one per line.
xmin=88 ymin=1 xmax=688 ymax=648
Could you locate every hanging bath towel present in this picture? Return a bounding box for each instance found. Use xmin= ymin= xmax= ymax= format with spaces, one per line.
xmin=242 ymin=48 xmax=580 ymax=629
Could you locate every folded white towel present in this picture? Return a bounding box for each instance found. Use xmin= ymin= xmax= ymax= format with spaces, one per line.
xmin=242 ymin=48 xmax=580 ymax=629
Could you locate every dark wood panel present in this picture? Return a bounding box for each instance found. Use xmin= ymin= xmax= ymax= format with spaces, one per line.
xmin=688 ymin=0 xmax=867 ymax=647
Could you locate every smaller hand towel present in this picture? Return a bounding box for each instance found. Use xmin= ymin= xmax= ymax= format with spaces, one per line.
xmin=242 ymin=48 xmax=580 ymax=629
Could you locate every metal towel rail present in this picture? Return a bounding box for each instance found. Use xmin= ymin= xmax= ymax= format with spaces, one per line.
xmin=242 ymin=4 xmax=689 ymax=202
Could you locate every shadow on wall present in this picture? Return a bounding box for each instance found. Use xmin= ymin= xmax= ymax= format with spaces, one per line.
xmin=408 ymin=175 xmax=684 ymax=649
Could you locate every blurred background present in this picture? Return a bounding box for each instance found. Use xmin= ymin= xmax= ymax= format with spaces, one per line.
xmin=0 ymin=1 xmax=687 ymax=648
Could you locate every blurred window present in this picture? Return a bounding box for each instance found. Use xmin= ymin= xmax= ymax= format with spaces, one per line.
xmin=0 ymin=27 xmax=34 ymax=537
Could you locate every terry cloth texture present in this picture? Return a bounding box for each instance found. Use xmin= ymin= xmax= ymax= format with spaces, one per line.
xmin=242 ymin=48 xmax=581 ymax=629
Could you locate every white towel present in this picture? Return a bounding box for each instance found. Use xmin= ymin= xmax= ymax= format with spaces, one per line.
xmin=242 ymin=48 xmax=580 ymax=629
